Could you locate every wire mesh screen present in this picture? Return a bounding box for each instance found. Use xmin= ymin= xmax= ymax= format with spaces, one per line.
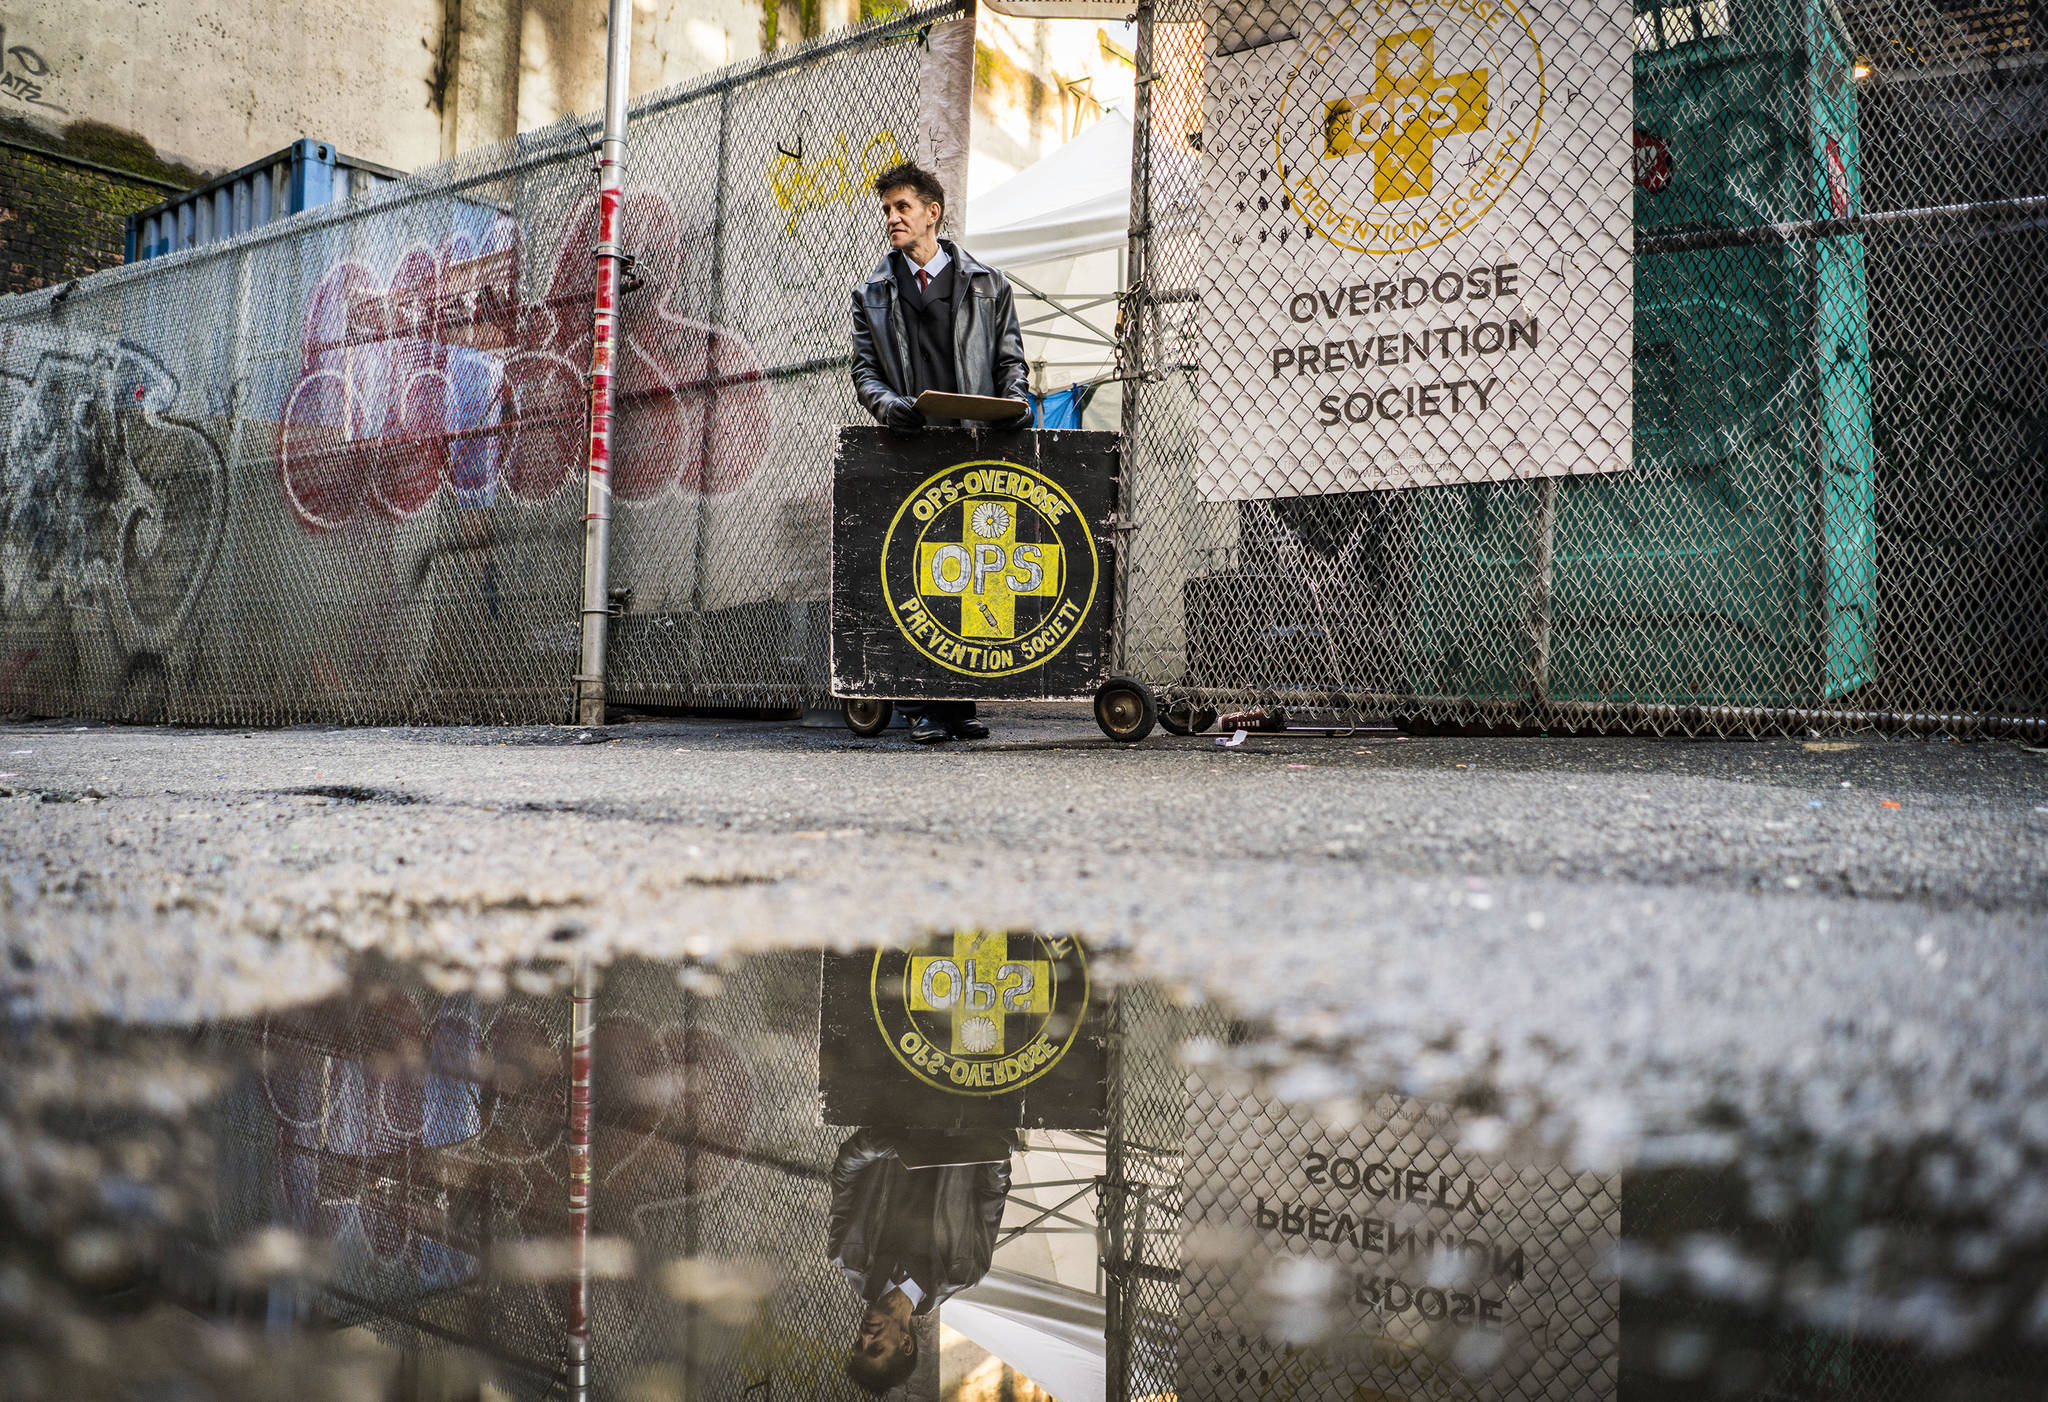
xmin=0 ymin=128 xmax=594 ymax=726
xmin=1120 ymin=0 xmax=2048 ymax=737
xmin=1099 ymin=993 xmax=2048 ymax=1402
xmin=1103 ymin=995 xmax=1620 ymax=1402
xmin=191 ymin=954 xmax=892 ymax=1399
xmin=0 ymin=0 xmax=966 ymax=725
xmin=600 ymin=14 xmax=976 ymax=712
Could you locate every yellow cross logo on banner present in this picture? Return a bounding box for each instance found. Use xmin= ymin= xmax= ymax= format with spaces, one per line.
xmin=1321 ymin=26 xmax=1490 ymax=203
xmin=907 ymin=932 xmax=1051 ymax=1056
xmin=916 ymin=497 xmax=1064 ymax=641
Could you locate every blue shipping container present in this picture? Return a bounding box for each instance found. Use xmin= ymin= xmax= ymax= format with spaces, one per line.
xmin=124 ymin=138 xmax=403 ymax=262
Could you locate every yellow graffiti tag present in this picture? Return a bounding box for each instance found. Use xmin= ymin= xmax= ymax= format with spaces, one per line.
xmin=769 ymin=130 xmax=909 ymax=236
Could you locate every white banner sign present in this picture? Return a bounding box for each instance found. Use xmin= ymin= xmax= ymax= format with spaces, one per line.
xmin=1198 ymin=0 xmax=1634 ymax=499
xmin=1178 ymin=1086 xmax=1619 ymax=1400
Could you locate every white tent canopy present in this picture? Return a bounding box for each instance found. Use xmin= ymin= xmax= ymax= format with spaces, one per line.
xmin=947 ymin=1268 xmax=1107 ymax=1402
xmin=965 ymin=110 xmax=1134 ymax=269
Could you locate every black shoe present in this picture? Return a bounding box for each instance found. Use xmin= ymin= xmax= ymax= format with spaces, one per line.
xmin=945 ymin=717 xmax=990 ymax=740
xmin=909 ymin=716 xmax=951 ymax=744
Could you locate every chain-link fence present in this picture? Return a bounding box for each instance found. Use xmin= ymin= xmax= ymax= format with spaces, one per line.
xmin=1118 ymin=0 xmax=2048 ymax=738
xmin=9 ymin=0 xmax=2040 ymax=737
xmin=1105 ymin=993 xmax=1623 ymax=1402
xmin=187 ymin=953 xmax=900 ymax=1399
xmin=1100 ymin=990 xmax=2048 ymax=1402
xmin=0 ymin=0 xmax=965 ymax=726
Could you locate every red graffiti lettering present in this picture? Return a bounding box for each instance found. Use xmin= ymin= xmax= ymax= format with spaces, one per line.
xmin=278 ymin=193 xmax=770 ymax=534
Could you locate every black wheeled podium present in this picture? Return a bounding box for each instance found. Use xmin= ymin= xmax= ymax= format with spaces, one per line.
xmin=831 ymin=426 xmax=1118 ymax=703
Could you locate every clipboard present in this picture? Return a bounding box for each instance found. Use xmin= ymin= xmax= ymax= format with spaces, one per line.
xmin=914 ymin=390 xmax=1031 ymax=424
xmin=896 ymin=1129 xmax=1018 ymax=1169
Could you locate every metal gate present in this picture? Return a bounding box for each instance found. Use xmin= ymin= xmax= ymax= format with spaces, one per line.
xmin=1115 ymin=0 xmax=2048 ymax=739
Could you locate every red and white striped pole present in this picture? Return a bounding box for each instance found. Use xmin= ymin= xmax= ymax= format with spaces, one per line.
xmin=575 ymin=0 xmax=634 ymax=727
xmin=566 ymin=959 xmax=595 ymax=1399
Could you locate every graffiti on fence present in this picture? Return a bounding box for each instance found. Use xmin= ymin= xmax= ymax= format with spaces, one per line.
xmin=767 ymin=127 xmax=910 ymax=236
xmin=1872 ymin=345 xmax=2048 ymax=524
xmin=263 ymin=982 xmax=496 ymax=1275
xmin=259 ymin=974 xmax=758 ymax=1275
xmin=278 ymin=190 xmax=774 ymax=535
xmin=0 ymin=326 xmax=225 ymax=654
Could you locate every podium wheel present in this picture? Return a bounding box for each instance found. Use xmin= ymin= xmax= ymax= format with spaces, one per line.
xmin=844 ymin=699 xmax=893 ymax=737
xmin=1094 ymin=677 xmax=1157 ymax=743
xmin=1159 ymin=701 xmax=1218 ymax=736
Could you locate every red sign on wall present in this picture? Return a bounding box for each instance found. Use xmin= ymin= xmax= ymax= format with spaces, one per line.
xmin=1825 ymin=135 xmax=1851 ymax=217
xmin=1633 ymin=128 xmax=1672 ymax=193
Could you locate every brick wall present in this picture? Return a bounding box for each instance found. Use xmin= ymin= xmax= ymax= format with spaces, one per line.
xmin=0 ymin=141 xmax=184 ymax=296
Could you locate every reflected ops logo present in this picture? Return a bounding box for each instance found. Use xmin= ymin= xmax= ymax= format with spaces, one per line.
xmin=1278 ymin=0 xmax=1547 ymax=255
xmin=871 ymin=932 xmax=1090 ymax=1096
xmin=880 ymin=459 xmax=1099 ymax=679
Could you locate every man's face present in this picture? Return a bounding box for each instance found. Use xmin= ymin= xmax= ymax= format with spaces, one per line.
xmin=879 ymin=185 xmax=942 ymax=252
xmin=855 ymin=1301 xmax=912 ymax=1365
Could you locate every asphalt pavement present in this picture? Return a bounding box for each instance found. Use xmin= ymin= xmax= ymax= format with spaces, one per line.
xmin=3 ymin=706 xmax=2045 ymax=1181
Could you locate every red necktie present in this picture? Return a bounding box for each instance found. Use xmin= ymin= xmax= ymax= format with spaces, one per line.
xmin=917 ymin=269 xmax=931 ymax=293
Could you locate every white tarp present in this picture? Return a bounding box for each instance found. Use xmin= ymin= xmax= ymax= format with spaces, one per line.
xmin=965 ymin=111 xmax=1135 ymax=269
xmin=918 ymin=15 xmax=978 ymax=218
xmin=948 ymin=1267 xmax=1107 ymax=1402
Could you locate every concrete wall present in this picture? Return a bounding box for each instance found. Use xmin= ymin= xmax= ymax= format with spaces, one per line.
xmin=0 ymin=0 xmax=764 ymax=181
xmin=2 ymin=0 xmax=1135 ymax=194
xmin=0 ymin=3 xmax=448 ymax=175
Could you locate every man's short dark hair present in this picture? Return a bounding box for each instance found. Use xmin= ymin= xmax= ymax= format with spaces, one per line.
xmin=873 ymin=161 xmax=946 ymax=220
xmin=845 ymin=1333 xmax=918 ymax=1395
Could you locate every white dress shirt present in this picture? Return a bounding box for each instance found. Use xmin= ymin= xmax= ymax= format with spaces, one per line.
xmin=906 ymin=245 xmax=951 ymax=284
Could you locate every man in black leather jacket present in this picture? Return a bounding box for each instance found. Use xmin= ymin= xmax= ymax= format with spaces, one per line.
xmin=828 ymin=1127 xmax=1014 ymax=1394
xmin=850 ymin=160 xmax=1031 ymax=744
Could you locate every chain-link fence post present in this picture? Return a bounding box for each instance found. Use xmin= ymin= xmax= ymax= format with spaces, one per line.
xmin=1101 ymin=988 xmax=1131 ymax=1402
xmin=574 ymin=0 xmax=635 ymax=726
xmin=686 ymin=88 xmax=736 ymax=709
xmin=1114 ymin=0 xmax=1158 ymax=682
xmin=567 ymin=959 xmax=595 ymax=1398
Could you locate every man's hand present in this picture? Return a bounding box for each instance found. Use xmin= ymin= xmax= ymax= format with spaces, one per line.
xmin=993 ymin=399 xmax=1032 ymax=432
xmin=883 ymin=397 xmax=925 ymax=434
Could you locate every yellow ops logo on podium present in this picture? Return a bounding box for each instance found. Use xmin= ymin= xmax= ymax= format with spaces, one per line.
xmin=881 ymin=460 xmax=1100 ymax=680
xmin=871 ymin=932 xmax=1090 ymax=1097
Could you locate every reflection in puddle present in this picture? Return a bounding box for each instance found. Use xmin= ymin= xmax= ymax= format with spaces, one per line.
xmin=0 ymin=945 xmax=2040 ymax=1400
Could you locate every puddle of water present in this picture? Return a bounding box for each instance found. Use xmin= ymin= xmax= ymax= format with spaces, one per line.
xmin=0 ymin=942 xmax=2041 ymax=1401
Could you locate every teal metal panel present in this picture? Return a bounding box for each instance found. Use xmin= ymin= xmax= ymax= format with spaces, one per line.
xmin=1404 ymin=0 xmax=1875 ymax=708
xmin=1806 ymin=4 xmax=1876 ymax=697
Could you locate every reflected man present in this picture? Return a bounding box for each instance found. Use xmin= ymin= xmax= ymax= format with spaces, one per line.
xmin=828 ymin=1127 xmax=1015 ymax=1394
